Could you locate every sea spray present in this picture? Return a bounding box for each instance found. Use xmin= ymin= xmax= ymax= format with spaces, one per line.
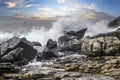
xmin=0 ymin=15 xmax=118 ymax=45
xmin=21 ymin=16 xmax=115 ymax=45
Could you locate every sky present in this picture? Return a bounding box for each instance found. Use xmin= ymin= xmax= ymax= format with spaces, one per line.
xmin=0 ymin=0 xmax=120 ymax=20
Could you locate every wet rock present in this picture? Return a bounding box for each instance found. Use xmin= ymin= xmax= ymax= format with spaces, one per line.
xmin=41 ymin=39 xmax=59 ymax=60
xmin=58 ymin=35 xmax=71 ymax=45
xmin=65 ymin=28 xmax=87 ymax=40
xmin=47 ymin=39 xmax=57 ymax=49
xmin=108 ymin=16 xmax=120 ymax=28
xmin=1 ymin=48 xmax=23 ymax=61
xmin=1 ymin=48 xmax=28 ymax=65
xmin=32 ymin=41 xmax=42 ymax=46
xmin=58 ymin=28 xmax=87 ymax=52
xmin=0 ymin=37 xmax=37 ymax=63
xmin=0 ymin=63 xmax=19 ymax=74
xmin=58 ymin=40 xmax=81 ymax=52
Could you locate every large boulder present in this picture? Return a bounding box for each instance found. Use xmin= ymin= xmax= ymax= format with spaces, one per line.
xmin=1 ymin=48 xmax=28 ymax=65
xmin=57 ymin=28 xmax=87 ymax=52
xmin=58 ymin=40 xmax=81 ymax=52
xmin=40 ymin=39 xmax=59 ymax=60
xmin=81 ymin=36 xmax=120 ymax=56
xmin=1 ymin=48 xmax=23 ymax=61
xmin=65 ymin=28 xmax=87 ymax=40
xmin=0 ymin=37 xmax=37 ymax=63
xmin=58 ymin=35 xmax=71 ymax=45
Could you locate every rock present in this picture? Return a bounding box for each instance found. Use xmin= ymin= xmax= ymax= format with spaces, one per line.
xmin=1 ymin=48 xmax=23 ymax=61
xmin=41 ymin=39 xmax=59 ymax=60
xmin=81 ymin=36 xmax=120 ymax=56
xmin=56 ymin=54 xmax=86 ymax=64
xmin=105 ymin=46 xmax=120 ymax=55
xmin=47 ymin=39 xmax=57 ymax=49
xmin=58 ymin=28 xmax=87 ymax=52
xmin=0 ymin=48 xmax=28 ymax=65
xmin=65 ymin=28 xmax=87 ymax=40
xmin=104 ymin=56 xmax=115 ymax=61
xmin=3 ymin=73 xmax=20 ymax=80
xmin=104 ymin=68 xmax=120 ymax=80
xmin=90 ymin=29 xmax=120 ymax=40
xmin=61 ymin=78 xmax=74 ymax=80
xmin=105 ymin=59 xmax=119 ymax=64
xmin=0 ymin=37 xmax=37 ymax=63
xmin=108 ymin=16 xmax=120 ymax=28
xmin=58 ymin=35 xmax=71 ymax=45
xmin=41 ymin=48 xmax=59 ymax=60
xmin=58 ymin=39 xmax=81 ymax=52
xmin=64 ymin=63 xmax=80 ymax=71
xmin=32 ymin=42 xmax=42 ymax=46
xmin=79 ymin=60 xmax=103 ymax=73
xmin=0 ymin=63 xmax=19 ymax=73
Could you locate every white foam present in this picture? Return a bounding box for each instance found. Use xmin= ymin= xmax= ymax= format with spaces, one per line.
xmin=0 ymin=14 xmax=118 ymax=45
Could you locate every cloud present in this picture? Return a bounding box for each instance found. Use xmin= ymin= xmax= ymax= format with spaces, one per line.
xmin=26 ymin=4 xmax=35 ymax=7
xmin=83 ymin=13 xmax=97 ymax=19
xmin=57 ymin=0 xmax=68 ymax=3
xmin=3 ymin=0 xmax=24 ymax=8
xmin=4 ymin=2 xmax=16 ymax=8
xmin=72 ymin=9 xmax=115 ymax=22
xmin=38 ymin=7 xmax=52 ymax=11
xmin=88 ymin=4 xmax=100 ymax=12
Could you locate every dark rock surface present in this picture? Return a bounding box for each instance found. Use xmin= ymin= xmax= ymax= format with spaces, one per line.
xmin=32 ymin=41 xmax=42 ymax=46
xmin=0 ymin=37 xmax=37 ymax=64
xmin=108 ymin=16 xmax=120 ymax=28
xmin=65 ymin=28 xmax=87 ymax=40
xmin=1 ymin=48 xmax=24 ymax=62
xmin=58 ymin=35 xmax=71 ymax=45
xmin=40 ymin=39 xmax=59 ymax=60
xmin=58 ymin=28 xmax=87 ymax=53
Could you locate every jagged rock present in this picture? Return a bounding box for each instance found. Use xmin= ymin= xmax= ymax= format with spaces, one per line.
xmin=0 ymin=48 xmax=28 ymax=65
xmin=58 ymin=35 xmax=71 ymax=45
xmin=0 ymin=37 xmax=37 ymax=63
xmin=65 ymin=28 xmax=87 ymax=40
xmin=46 ymin=39 xmax=57 ymax=49
xmin=1 ymin=48 xmax=23 ymax=61
xmin=58 ymin=39 xmax=81 ymax=52
xmin=57 ymin=28 xmax=87 ymax=53
xmin=32 ymin=41 xmax=42 ymax=46
xmin=41 ymin=39 xmax=59 ymax=60
xmin=108 ymin=16 xmax=120 ymax=28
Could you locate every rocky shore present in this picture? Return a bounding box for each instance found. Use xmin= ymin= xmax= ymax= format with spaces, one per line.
xmin=0 ymin=27 xmax=120 ymax=80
